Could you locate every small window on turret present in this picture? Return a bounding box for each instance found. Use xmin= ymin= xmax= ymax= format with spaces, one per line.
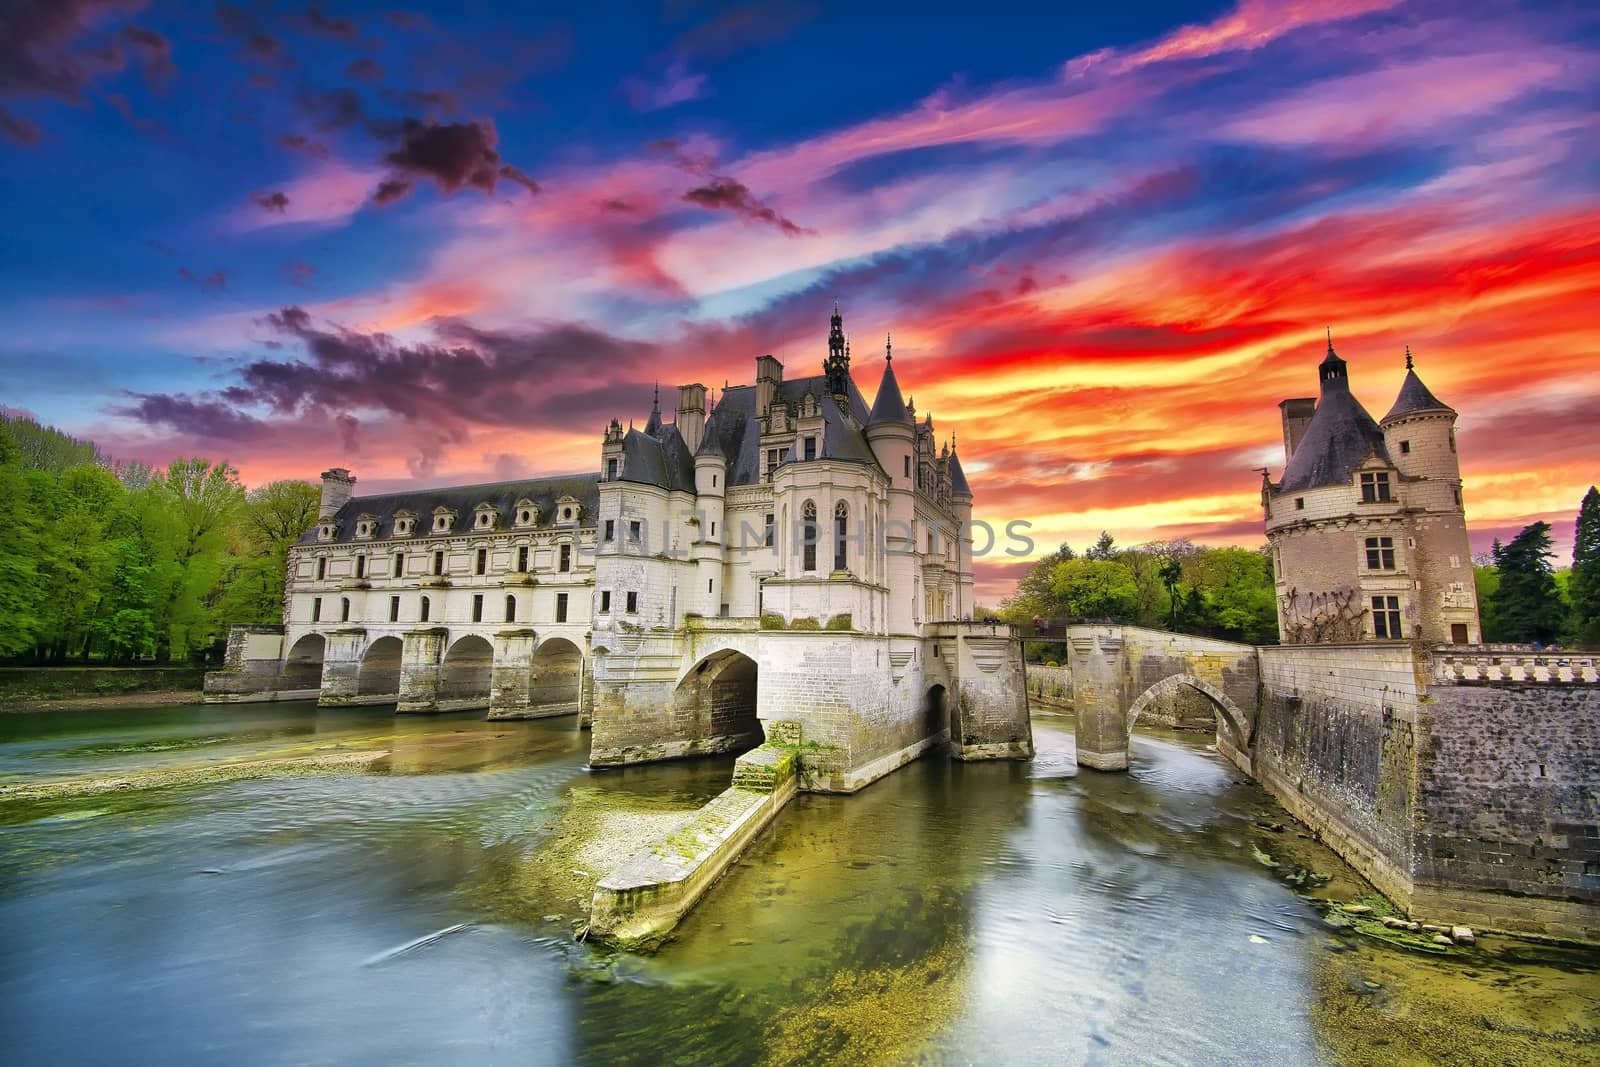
xmin=1295 ymin=498 xmax=1305 ymax=510
xmin=607 ymin=458 xmax=619 ymax=480
xmin=1400 ymin=440 xmax=1410 ymax=454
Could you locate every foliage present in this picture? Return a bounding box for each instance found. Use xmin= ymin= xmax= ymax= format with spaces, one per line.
xmin=0 ymin=416 xmax=318 ymax=664
xmin=759 ymin=613 xmax=787 ymax=630
xmin=1000 ymin=534 xmax=1278 ymax=644
xmin=788 ymin=616 xmax=821 ymax=631
xmin=1571 ymin=486 xmax=1600 ymax=646
xmin=1488 ymin=521 xmax=1566 ymax=645
xmin=825 ymin=613 xmax=854 ymax=631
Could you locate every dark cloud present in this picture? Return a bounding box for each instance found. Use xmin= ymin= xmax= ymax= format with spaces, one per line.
xmin=683 ymin=176 xmax=809 ymax=235
xmin=372 ymin=177 xmax=411 ymax=205
xmin=216 ymin=4 xmax=291 ymax=66
xmin=115 ymin=393 xmax=265 ymax=439
xmin=0 ymin=0 xmax=176 ymax=143
xmin=373 ymin=118 xmax=539 ymax=200
xmin=345 ymin=57 xmax=383 ymax=83
xmin=102 ymin=309 xmax=660 ymax=477
xmin=279 ymin=132 xmax=329 ymax=157
xmin=178 ymin=266 xmax=226 ymax=291
xmin=304 ymin=5 xmax=360 ymax=42
xmin=299 ymin=86 xmax=365 ymax=130
xmin=252 ymin=189 xmax=290 ymax=213
xmin=284 ymin=260 xmax=316 ymax=285
xmin=672 ymin=3 xmax=814 ymax=61
xmin=380 ymin=87 xmax=458 ymax=114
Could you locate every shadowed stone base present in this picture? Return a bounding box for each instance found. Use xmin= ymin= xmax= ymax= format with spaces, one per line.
xmin=486 ymin=700 xmax=579 ymax=721
xmin=951 ymin=738 xmax=1034 ymax=761
xmin=1076 ymin=748 xmax=1130 ymax=772
xmin=589 ymin=730 xmax=760 ymax=768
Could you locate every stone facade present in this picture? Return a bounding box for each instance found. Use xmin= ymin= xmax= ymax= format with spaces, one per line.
xmin=1264 ymin=343 xmax=1480 ymax=646
xmin=205 ymin=307 xmax=1031 ymax=794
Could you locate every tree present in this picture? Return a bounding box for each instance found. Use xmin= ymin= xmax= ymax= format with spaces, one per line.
xmin=1571 ymin=486 xmax=1600 ymax=646
xmin=214 ymin=479 xmax=319 ymax=627
xmin=1186 ymin=547 xmax=1278 ymax=643
xmin=1085 ymin=531 xmax=1117 ymax=561
xmin=1048 ymin=558 xmax=1138 ymax=619
xmin=1489 ymin=522 xmax=1565 ymax=645
xmin=145 ymin=459 xmax=246 ymax=661
xmin=999 ymin=542 xmax=1075 ymax=622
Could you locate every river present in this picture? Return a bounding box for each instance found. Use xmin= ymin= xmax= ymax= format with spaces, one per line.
xmin=0 ymin=701 xmax=1594 ymax=1065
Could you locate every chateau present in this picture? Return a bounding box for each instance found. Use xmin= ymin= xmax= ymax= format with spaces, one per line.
xmin=1264 ymin=339 xmax=1481 ymax=645
xmin=207 ymin=308 xmax=1032 ymax=792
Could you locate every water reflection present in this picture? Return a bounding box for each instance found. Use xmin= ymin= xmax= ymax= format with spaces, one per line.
xmin=0 ymin=702 xmax=1592 ymax=1066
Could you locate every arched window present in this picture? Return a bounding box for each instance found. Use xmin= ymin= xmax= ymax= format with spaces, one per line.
xmin=505 ymin=594 xmax=516 ymax=623
xmin=420 ymin=595 xmax=430 ymax=622
xmin=834 ymin=500 xmax=849 ymax=572
xmin=340 ymin=597 xmax=351 ymax=622
xmin=802 ymin=499 xmax=818 ymax=572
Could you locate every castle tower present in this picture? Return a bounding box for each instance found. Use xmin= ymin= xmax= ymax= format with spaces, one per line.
xmin=1380 ymin=348 xmax=1480 ymax=644
xmin=676 ymin=383 xmax=707 ymax=454
xmin=865 ymin=334 xmax=916 ymax=634
xmin=948 ymin=436 xmax=974 ymax=620
xmin=1265 ymin=336 xmax=1479 ymax=645
xmin=693 ymin=398 xmax=729 ymax=617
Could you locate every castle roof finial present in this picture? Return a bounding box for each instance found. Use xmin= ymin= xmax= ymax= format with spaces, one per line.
xmin=1405 ymin=344 xmax=1413 ymax=371
xmin=1326 ymin=326 xmax=1333 ymax=355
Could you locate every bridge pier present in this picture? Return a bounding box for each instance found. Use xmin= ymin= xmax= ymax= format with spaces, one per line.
xmin=1070 ymin=633 xmax=1129 ymax=771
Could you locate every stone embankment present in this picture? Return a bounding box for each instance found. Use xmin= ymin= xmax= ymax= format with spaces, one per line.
xmin=587 ymin=726 xmax=806 ymax=949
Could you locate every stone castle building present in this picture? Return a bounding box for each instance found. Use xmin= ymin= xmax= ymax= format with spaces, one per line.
xmin=1264 ymin=339 xmax=1481 ymax=645
xmin=207 ymin=307 xmax=1032 ymax=792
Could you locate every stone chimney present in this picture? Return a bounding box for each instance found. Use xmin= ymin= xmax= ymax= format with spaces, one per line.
xmin=1278 ymin=398 xmax=1316 ymax=465
xmin=756 ymin=354 xmax=783 ymax=415
xmin=676 ymin=383 xmax=707 ymax=453
xmin=319 ymin=467 xmax=356 ymax=520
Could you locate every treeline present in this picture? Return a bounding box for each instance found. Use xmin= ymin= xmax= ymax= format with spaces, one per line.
xmin=1475 ymin=487 xmax=1600 ymax=647
xmin=0 ymin=415 xmax=319 ymax=665
xmin=999 ymin=532 xmax=1278 ymax=649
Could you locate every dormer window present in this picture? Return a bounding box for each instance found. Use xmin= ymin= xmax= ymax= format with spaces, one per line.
xmin=1359 ymin=471 xmax=1393 ymax=504
xmin=354 ymin=513 xmax=377 ymax=539
xmin=432 ymin=507 xmax=457 ymax=534
xmin=555 ymin=496 xmax=581 ymax=525
xmin=473 ymin=502 xmax=499 ymax=531
xmin=393 ymin=510 xmax=415 ymax=538
xmin=513 ymin=499 xmax=539 ymax=528
xmin=317 ymin=522 xmax=335 ymax=542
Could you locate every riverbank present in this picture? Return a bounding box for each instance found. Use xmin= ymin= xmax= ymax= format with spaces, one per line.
xmin=0 ymin=666 xmax=206 ymax=711
xmin=0 ymin=689 xmax=204 ymax=714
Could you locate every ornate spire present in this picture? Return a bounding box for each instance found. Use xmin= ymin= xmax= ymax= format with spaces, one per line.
xmin=885 ymin=331 xmax=892 ymax=363
xmin=824 ymin=303 xmax=850 ymax=397
xmin=1405 ymin=345 xmax=1413 ymax=371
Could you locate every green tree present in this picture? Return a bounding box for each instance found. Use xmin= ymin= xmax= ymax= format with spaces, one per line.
xmin=1473 ymin=564 xmax=1503 ymax=642
xmin=1085 ymin=531 xmax=1117 ymax=561
xmin=215 ymin=480 xmax=319 ymax=627
xmin=1489 ymin=522 xmax=1565 ymax=645
xmin=1571 ymin=486 xmax=1600 ymax=646
xmin=1048 ymin=558 xmax=1138 ymax=619
xmin=999 ymin=542 xmax=1075 ymax=622
xmin=144 ymin=459 xmax=246 ymax=661
xmin=0 ymin=423 xmax=48 ymax=657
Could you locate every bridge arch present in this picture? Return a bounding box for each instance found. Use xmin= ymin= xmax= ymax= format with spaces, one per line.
xmin=440 ymin=634 xmax=494 ymax=709
xmin=529 ymin=636 xmax=584 ymax=717
xmin=925 ymin=683 xmax=949 ymax=738
xmin=282 ymin=633 xmax=326 ymax=692
xmin=357 ymin=636 xmax=403 ymax=699
xmin=1125 ymin=672 xmax=1252 ymax=774
xmin=674 ymin=649 xmax=764 ymax=754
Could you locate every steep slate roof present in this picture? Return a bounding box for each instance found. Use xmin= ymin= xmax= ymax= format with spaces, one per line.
xmin=1277 ymin=344 xmax=1391 ymax=493
xmin=867 ymin=358 xmax=912 ymax=426
xmin=302 ymin=472 xmax=602 ymax=544
xmin=618 ymin=420 xmax=695 ymax=491
xmin=948 ymin=448 xmax=971 ymax=496
xmin=693 ymin=373 xmax=882 ymax=486
xmin=1382 ymin=364 xmax=1453 ymax=422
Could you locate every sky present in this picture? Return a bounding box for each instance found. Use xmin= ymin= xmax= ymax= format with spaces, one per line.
xmin=2 ymin=0 xmax=1597 ymax=603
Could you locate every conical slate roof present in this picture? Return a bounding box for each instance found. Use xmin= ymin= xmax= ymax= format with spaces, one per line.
xmin=867 ymin=354 xmax=912 ymax=427
xmin=948 ymin=447 xmax=971 ymax=497
xmin=1382 ymin=354 xmax=1453 ymax=422
xmin=1277 ymin=342 xmax=1391 ymax=493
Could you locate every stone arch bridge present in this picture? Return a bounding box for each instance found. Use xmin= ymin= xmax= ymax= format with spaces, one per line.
xmin=1026 ymin=623 xmax=1260 ymax=775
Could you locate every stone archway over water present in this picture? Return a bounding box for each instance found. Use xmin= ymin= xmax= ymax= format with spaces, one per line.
xmin=357 ymin=636 xmax=403 ymax=701
xmin=281 ymin=634 xmax=325 ymax=692
xmin=439 ymin=635 xmax=493 ymax=711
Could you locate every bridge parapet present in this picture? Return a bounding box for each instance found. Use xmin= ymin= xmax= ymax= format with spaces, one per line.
xmin=1430 ymin=649 xmax=1599 ymax=685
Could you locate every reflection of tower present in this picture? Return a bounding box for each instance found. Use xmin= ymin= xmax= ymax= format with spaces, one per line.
xmin=824 ymin=302 xmax=851 ymax=399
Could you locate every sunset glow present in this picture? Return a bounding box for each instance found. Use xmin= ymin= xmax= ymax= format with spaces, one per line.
xmin=4 ymin=0 xmax=1596 ymax=602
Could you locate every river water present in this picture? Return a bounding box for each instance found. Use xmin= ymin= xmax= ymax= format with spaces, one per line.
xmin=0 ymin=702 xmax=1594 ymax=1065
